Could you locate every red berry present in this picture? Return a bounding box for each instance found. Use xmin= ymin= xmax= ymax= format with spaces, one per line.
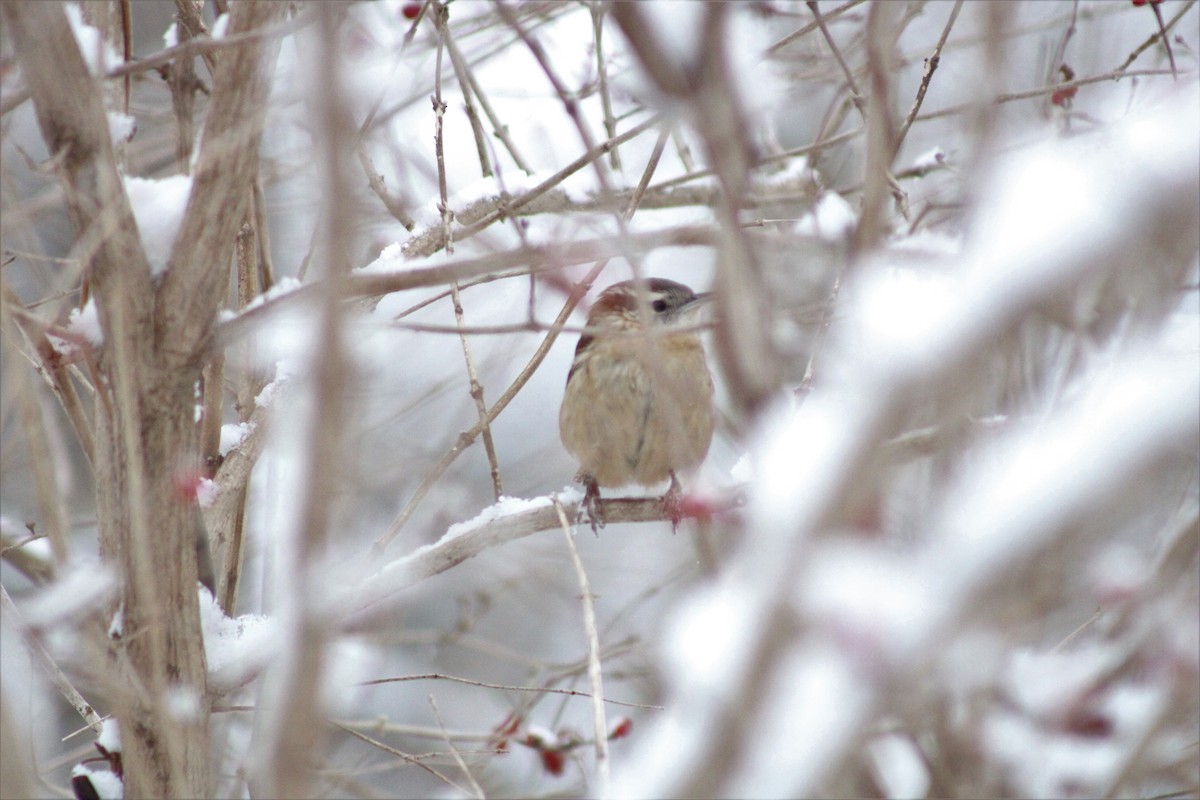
xmin=401 ymin=2 xmax=422 ymax=19
xmin=172 ymin=469 xmax=204 ymax=503
xmin=539 ymin=749 xmax=565 ymax=776
xmin=608 ymin=718 xmax=633 ymax=739
xmin=1065 ymin=709 xmax=1114 ymax=738
xmin=1051 ymin=86 xmax=1078 ymax=107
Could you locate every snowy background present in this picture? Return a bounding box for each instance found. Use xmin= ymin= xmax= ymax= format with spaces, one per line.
xmin=2 ymin=1 xmax=1197 ymax=797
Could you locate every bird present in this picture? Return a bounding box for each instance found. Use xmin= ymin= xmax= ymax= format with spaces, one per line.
xmin=559 ymin=277 xmax=715 ymax=530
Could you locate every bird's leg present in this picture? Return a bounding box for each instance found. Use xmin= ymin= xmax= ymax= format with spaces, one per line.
xmin=663 ymin=471 xmax=684 ymax=534
xmin=580 ymin=473 xmax=604 ymax=534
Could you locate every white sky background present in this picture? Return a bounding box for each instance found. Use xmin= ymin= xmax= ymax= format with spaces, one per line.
xmin=2 ymin=1 xmax=1197 ymax=797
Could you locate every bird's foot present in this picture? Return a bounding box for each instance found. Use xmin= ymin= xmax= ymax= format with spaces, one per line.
xmin=580 ymin=475 xmax=605 ymax=534
xmin=663 ymin=472 xmax=684 ymax=534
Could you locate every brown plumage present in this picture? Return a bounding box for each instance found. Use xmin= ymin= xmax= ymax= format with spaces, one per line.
xmin=559 ymin=278 xmax=715 ymax=527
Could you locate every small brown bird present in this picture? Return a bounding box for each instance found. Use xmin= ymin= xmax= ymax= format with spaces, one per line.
xmin=559 ymin=278 xmax=715 ymax=528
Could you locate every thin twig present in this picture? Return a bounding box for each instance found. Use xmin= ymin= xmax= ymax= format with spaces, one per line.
xmin=333 ymin=718 xmax=494 ymax=742
xmin=432 ymin=6 xmax=454 ymax=256
xmin=252 ymin=179 xmax=276 ymax=291
xmin=625 ymin=126 xmax=671 ymax=222
xmin=387 ymin=317 xmax=711 ymax=339
xmin=214 ymin=225 xmax=717 ymax=354
xmin=554 ymin=497 xmax=610 ymax=795
xmin=1 ymin=285 xmax=96 ymax=467
xmin=496 ymin=2 xmax=604 ymax=168
xmin=357 ymin=146 xmax=416 ymax=229
xmin=646 ymin=126 xmax=862 ymax=195
xmin=806 ymin=93 xmax=856 ymax=169
xmin=590 ymin=2 xmax=621 ymax=172
xmin=807 ymin=0 xmax=867 ymax=117
xmin=431 ymin=2 xmax=493 ymax=178
xmin=329 ymin=721 xmax=466 ymax=792
xmin=767 ymin=0 xmax=866 ymax=55
xmin=893 ymin=0 xmax=963 ymax=159
xmin=494 ymin=0 xmax=649 ymax=306
xmin=797 ymin=272 xmax=841 ymax=399
xmin=913 ymin=68 xmax=1178 ymax=124
xmin=671 ymin=126 xmax=697 ymax=173
xmin=443 ymin=21 xmax=533 ymax=174
xmin=1116 ymin=0 xmax=1195 ymax=74
xmin=389 ymin=268 xmax=530 ymax=320
xmin=462 ymin=83 xmax=494 ymax=179
xmin=1045 ymin=0 xmax=1080 ymax=91
xmin=494 ymin=0 xmax=652 ymax=300
xmin=4 ymin=320 xmax=71 ymax=564
xmin=0 ymin=527 xmax=55 ymax=585
xmin=428 ymin=695 xmax=485 ymax=800
xmin=1149 ymin=0 xmax=1179 ymax=79
xmin=431 ymin=3 xmax=502 ymax=499
xmin=1 ymin=585 xmax=104 ymax=735
xmin=402 ymin=113 xmax=661 ymax=258
xmin=360 ymin=672 xmax=661 ymax=711
xmin=451 ymin=282 xmax=503 ymax=500
xmin=0 ymin=6 xmax=291 ymax=118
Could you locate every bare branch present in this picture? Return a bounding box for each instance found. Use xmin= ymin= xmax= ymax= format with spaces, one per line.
xmin=893 ymin=0 xmax=963 ymax=159
xmin=158 ymin=3 xmax=289 ymax=364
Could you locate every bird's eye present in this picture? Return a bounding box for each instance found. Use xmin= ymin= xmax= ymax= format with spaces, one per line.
xmin=651 ymin=299 xmax=668 ymax=313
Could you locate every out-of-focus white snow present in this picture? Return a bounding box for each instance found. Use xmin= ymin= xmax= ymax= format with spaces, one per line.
xmin=320 ymin=637 xmax=381 ymax=717
xmin=164 ymin=685 xmax=201 ymax=722
xmin=724 ymin=5 xmax=788 ymax=125
xmin=71 ymin=764 xmax=123 ymax=799
xmin=617 ymin=79 xmax=1200 ymax=798
xmin=443 ymin=492 xmax=568 ymax=539
xmin=1004 ymin=646 xmax=1122 ymax=717
xmin=749 ymin=393 xmax=867 ymax=539
xmin=195 ymin=477 xmax=217 ymax=508
xmin=851 ymin=264 xmax=958 ymax=367
xmin=800 ymin=541 xmax=933 ymax=662
xmin=664 ymin=582 xmax=754 ymax=693
xmin=930 ymin=349 xmax=1198 ymax=602
xmin=19 ymin=563 xmax=116 ymax=630
xmin=212 ymin=12 xmax=230 ymax=39
xmin=67 ymin=297 xmax=104 ymax=346
xmin=710 ymin=644 xmax=872 ymax=798
xmin=64 ymin=4 xmax=122 ymax=77
xmin=794 ymin=191 xmax=857 ymax=240
xmin=106 ymin=111 xmax=135 ymax=144
xmin=910 ymin=146 xmax=946 ymax=173
xmin=96 ymin=718 xmax=120 ymax=753
xmin=198 ymin=588 xmax=277 ymax=694
xmin=635 ymin=3 xmax=705 ymax=70
xmin=123 ymin=174 xmax=193 ymax=277
xmin=107 ymin=605 xmax=123 ymax=639
xmin=1087 ymin=543 xmax=1151 ymax=605
xmin=868 ymin=732 xmax=931 ymax=800
xmin=234 ymin=276 xmax=303 ymax=316
xmin=254 ymin=363 xmax=293 ymax=408
xmin=728 ymin=454 xmax=753 ymax=483
xmin=219 ymin=421 xmax=256 ymax=457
